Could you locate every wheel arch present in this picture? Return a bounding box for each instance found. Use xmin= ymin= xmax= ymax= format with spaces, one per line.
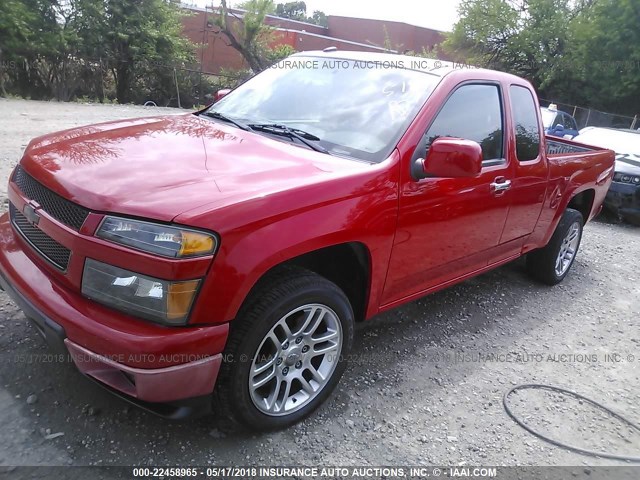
xmin=567 ymin=188 xmax=596 ymax=223
xmin=240 ymin=242 xmax=372 ymax=323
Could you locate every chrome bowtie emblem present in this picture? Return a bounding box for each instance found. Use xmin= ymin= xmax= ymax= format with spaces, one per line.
xmin=23 ymin=203 xmax=40 ymax=226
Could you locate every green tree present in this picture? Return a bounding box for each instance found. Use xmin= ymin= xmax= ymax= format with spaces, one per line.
xmin=274 ymin=1 xmax=328 ymax=26
xmin=310 ymin=10 xmax=328 ymax=27
xmin=0 ymin=0 xmax=38 ymax=96
xmin=445 ymin=0 xmax=529 ymax=73
xmin=275 ymin=1 xmax=307 ymax=21
xmin=32 ymin=1 xmax=91 ymax=101
xmin=266 ymin=44 xmax=297 ymax=63
xmin=573 ymin=0 xmax=640 ymax=114
xmin=216 ymin=0 xmax=281 ymax=72
xmin=0 ymin=0 xmax=195 ymax=103
xmin=98 ymin=0 xmax=194 ymax=103
xmin=0 ymin=0 xmax=89 ymax=100
xmin=444 ymin=0 xmax=640 ymax=114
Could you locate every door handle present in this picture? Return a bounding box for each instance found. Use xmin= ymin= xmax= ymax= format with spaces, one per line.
xmin=491 ymin=177 xmax=512 ymax=193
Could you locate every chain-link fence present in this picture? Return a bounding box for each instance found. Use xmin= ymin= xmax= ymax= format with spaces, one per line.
xmin=129 ymin=61 xmax=251 ymax=108
xmin=145 ymin=64 xmax=243 ymax=108
xmin=540 ymin=98 xmax=639 ymax=131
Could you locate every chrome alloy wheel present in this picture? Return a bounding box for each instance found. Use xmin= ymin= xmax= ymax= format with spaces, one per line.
xmin=249 ymin=304 xmax=343 ymax=416
xmin=555 ymin=221 xmax=581 ymax=277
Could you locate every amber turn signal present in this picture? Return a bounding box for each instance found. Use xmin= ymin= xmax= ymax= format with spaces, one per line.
xmin=167 ymin=280 xmax=201 ymax=321
xmin=179 ymin=232 xmax=216 ymax=258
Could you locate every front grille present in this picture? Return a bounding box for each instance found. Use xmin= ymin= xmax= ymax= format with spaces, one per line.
xmin=13 ymin=165 xmax=90 ymax=230
xmin=10 ymin=203 xmax=71 ymax=270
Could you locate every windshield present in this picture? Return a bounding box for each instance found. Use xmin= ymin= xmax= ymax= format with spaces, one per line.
xmin=207 ymin=56 xmax=441 ymax=162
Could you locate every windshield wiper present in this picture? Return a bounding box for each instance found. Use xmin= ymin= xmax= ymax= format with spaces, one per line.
xmin=249 ymin=123 xmax=330 ymax=154
xmin=202 ymin=111 xmax=253 ymax=132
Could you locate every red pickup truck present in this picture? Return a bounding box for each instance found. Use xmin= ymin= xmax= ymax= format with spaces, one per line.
xmin=0 ymin=51 xmax=614 ymax=430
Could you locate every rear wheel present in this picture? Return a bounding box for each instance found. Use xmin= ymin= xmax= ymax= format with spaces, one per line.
xmin=214 ymin=267 xmax=354 ymax=430
xmin=526 ymin=208 xmax=584 ymax=285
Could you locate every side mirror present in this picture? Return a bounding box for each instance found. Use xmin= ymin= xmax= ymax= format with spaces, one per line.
xmin=215 ymin=89 xmax=231 ymax=102
xmin=415 ymin=137 xmax=483 ymax=179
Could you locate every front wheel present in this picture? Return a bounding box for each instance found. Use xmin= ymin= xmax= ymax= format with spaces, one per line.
xmin=214 ymin=267 xmax=354 ymax=430
xmin=526 ymin=208 xmax=584 ymax=285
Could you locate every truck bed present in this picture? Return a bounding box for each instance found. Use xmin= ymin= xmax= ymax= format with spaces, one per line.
xmin=544 ymin=135 xmax=615 ymax=225
xmin=546 ymin=136 xmax=601 ymax=155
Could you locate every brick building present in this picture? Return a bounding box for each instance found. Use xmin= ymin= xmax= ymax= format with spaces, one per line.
xmin=181 ymin=5 xmax=446 ymax=74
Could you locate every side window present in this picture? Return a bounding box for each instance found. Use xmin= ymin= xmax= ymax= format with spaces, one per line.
xmin=555 ymin=114 xmax=565 ymax=128
xmin=556 ymin=113 xmax=567 ymax=128
xmin=510 ymin=86 xmax=541 ymax=161
xmin=568 ymin=115 xmax=578 ymax=131
xmin=424 ymin=84 xmax=504 ymax=161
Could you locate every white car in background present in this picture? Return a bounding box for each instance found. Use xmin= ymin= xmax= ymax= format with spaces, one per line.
xmin=575 ymin=127 xmax=640 ymax=224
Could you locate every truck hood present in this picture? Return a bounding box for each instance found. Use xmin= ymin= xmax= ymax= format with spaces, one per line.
xmin=20 ymin=114 xmax=364 ymax=222
xmin=614 ymin=153 xmax=640 ymax=176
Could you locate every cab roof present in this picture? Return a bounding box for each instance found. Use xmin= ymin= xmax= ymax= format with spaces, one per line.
xmin=292 ymin=50 xmax=526 ymax=83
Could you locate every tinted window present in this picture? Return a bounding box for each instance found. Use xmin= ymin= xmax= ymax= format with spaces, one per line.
xmin=424 ymin=84 xmax=504 ymax=161
xmin=510 ymin=86 xmax=541 ymax=161
xmin=567 ymin=115 xmax=578 ymax=131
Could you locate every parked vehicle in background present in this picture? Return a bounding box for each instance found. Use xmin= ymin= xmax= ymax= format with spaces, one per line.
xmin=574 ymin=127 xmax=640 ymax=224
xmin=0 ymin=51 xmax=615 ymax=431
xmin=541 ymin=104 xmax=579 ymax=138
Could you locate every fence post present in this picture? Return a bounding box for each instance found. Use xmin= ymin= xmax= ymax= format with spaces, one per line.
xmin=99 ymin=57 xmax=105 ymax=103
xmin=585 ymin=109 xmax=591 ymax=127
xmin=198 ymin=6 xmax=209 ymax=108
xmin=174 ymin=68 xmax=182 ymax=109
xmin=632 ymin=115 xmax=638 ymax=130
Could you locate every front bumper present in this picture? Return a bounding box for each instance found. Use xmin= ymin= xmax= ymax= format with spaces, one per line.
xmin=604 ymin=182 xmax=640 ymax=224
xmin=0 ymin=212 xmax=228 ymax=415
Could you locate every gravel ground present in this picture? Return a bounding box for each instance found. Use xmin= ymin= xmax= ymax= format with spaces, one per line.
xmin=0 ymin=98 xmax=638 ymax=475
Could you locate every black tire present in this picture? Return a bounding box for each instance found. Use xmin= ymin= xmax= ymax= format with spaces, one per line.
xmin=213 ymin=266 xmax=354 ymax=431
xmin=526 ymin=208 xmax=584 ymax=285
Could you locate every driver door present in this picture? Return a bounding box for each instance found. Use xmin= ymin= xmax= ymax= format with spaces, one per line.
xmin=381 ymin=83 xmax=513 ymax=306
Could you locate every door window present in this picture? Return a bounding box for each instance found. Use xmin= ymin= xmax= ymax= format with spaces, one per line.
xmin=424 ymin=84 xmax=504 ymax=162
xmin=510 ymin=86 xmax=542 ymax=161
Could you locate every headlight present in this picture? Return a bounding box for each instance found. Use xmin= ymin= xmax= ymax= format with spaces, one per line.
xmin=97 ymin=216 xmax=217 ymax=258
xmin=612 ymin=173 xmax=640 ymax=184
xmin=82 ymin=259 xmax=200 ymax=325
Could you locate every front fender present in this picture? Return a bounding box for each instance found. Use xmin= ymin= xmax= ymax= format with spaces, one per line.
xmin=185 ymin=165 xmax=400 ymax=325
